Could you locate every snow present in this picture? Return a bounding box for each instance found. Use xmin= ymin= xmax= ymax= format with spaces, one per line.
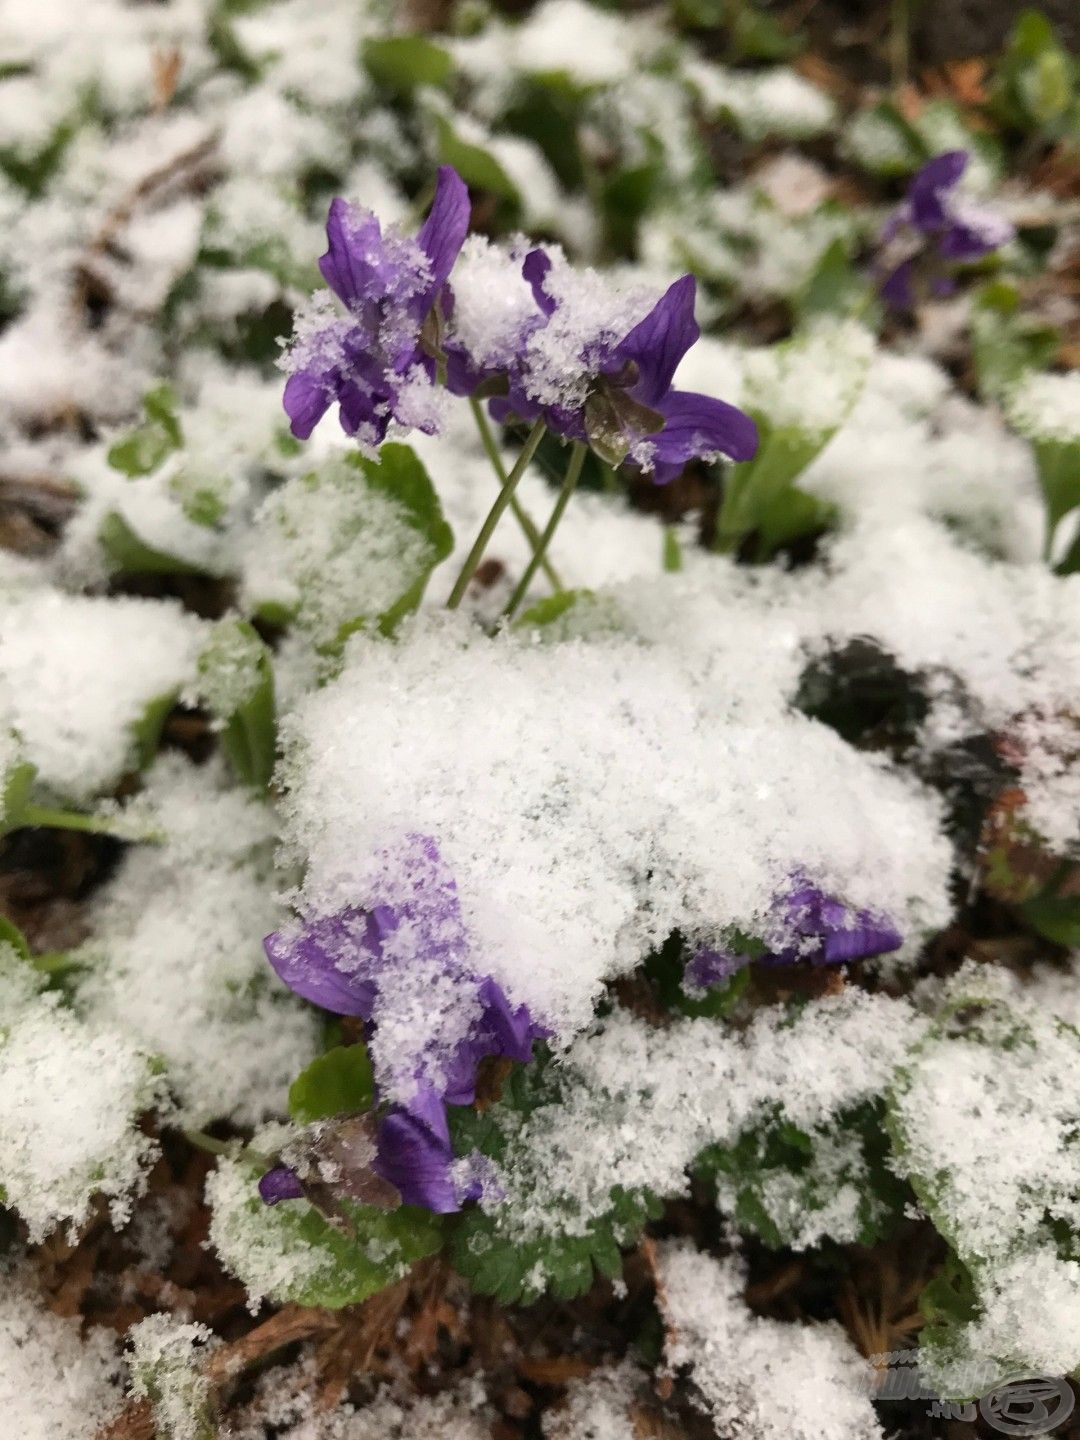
xmin=279 ymin=613 xmax=951 ymax=1059
xmin=659 ymin=1242 xmax=883 ymax=1440
xmin=74 ymin=756 xmax=320 ymax=1128
xmin=0 ymin=589 xmax=203 ymax=801
xmin=468 ymin=993 xmax=925 ymax=1262
xmin=0 ymin=1273 xmax=123 ymax=1440
xmin=0 ymin=945 xmax=162 ymax=1241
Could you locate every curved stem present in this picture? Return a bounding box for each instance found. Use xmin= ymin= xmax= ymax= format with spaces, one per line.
xmin=469 ymin=399 xmax=563 ymax=591
xmin=19 ymin=804 xmax=163 ymax=844
xmin=446 ymin=419 xmax=546 ymax=610
xmin=504 ymin=441 xmax=587 ymax=619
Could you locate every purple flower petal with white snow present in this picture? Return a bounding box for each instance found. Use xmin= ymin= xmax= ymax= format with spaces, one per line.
xmin=766 ymin=879 xmax=903 ymax=966
xmin=281 ymin=167 xmax=470 ymax=445
xmin=372 ymin=1087 xmax=480 ymax=1214
xmin=492 ymin=251 xmax=757 ymax=478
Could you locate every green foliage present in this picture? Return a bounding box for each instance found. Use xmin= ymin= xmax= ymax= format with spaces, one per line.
xmin=341 ymin=443 xmax=455 ymax=640
xmin=363 ymin=35 xmax=454 ymax=93
xmin=0 ymin=755 xmax=36 ymax=837
xmin=988 ymin=10 xmax=1079 ymax=141
xmin=696 ymin=1100 xmax=908 ymax=1249
xmin=240 ymin=1184 xmax=442 ymax=1308
xmin=430 ymin=113 xmax=518 ymax=203
xmin=673 ymin=0 xmax=802 ymax=61
xmin=971 ymin=282 xmax=1059 ymax=403
xmin=287 ymin=1044 xmax=374 ymax=1124
xmin=107 ymin=385 xmax=183 ymax=478
xmin=1032 ymin=437 xmax=1080 ymax=560
xmin=196 ymin=620 xmax=278 ymax=791
xmin=795 ymin=239 xmax=874 ymax=326
xmin=447 ymin=1062 xmax=661 ymax=1304
xmin=130 ymin=691 xmax=180 ymax=771
xmin=97 ymin=513 xmax=208 ymax=578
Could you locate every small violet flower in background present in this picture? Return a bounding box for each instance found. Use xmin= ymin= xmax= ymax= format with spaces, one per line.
xmin=281 ymin=166 xmax=469 ymax=446
xmin=685 ymin=877 xmax=902 ymax=994
xmin=878 ymin=150 xmax=1014 ymax=311
xmin=262 ymin=835 xmax=545 ymax=1214
xmin=488 ymin=249 xmax=758 ymax=480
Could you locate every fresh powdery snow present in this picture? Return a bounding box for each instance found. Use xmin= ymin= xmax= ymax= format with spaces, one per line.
xmin=0 ymin=1273 xmax=123 ymax=1439
xmin=659 ymin=1243 xmax=882 ymax=1440
xmin=73 ymin=756 xmax=320 ymax=1127
xmin=278 ymin=613 xmax=952 ymax=1062
xmin=0 ymin=588 xmax=203 ymax=801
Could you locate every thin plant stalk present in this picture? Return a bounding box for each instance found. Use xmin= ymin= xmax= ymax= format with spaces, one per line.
xmin=504 ymin=441 xmax=587 ymax=619
xmin=18 ymin=804 xmax=163 ymax=844
xmin=469 ymin=398 xmax=563 ymax=591
xmin=446 ymin=419 xmax=547 ymax=610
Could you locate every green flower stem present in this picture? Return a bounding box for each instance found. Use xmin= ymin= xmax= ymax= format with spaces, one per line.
xmin=18 ymin=804 xmax=163 ymax=843
xmin=446 ymin=418 xmax=547 ymax=610
xmin=504 ymin=441 xmax=587 ymax=619
xmin=469 ymin=399 xmax=563 ymax=591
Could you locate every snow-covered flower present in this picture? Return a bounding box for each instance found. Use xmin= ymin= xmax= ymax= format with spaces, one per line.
xmin=686 ymin=878 xmax=902 ymax=992
xmin=490 ymin=249 xmax=758 ymax=480
xmin=281 ymin=167 xmax=470 ymax=446
xmin=262 ymin=835 xmax=545 ymax=1212
xmin=878 ymin=150 xmax=1014 ymax=310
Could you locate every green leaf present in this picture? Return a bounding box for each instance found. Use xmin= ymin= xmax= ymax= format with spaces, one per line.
xmin=338 ymin=443 xmax=454 ymax=641
xmin=221 ymin=1182 xmax=442 ymax=1309
xmin=196 ymin=620 xmax=277 ymax=791
xmin=446 ymin=1060 xmax=661 ymax=1304
xmin=990 ymin=9 xmax=1077 ymax=137
xmin=0 ymin=916 xmax=30 ymax=962
xmin=1 ymin=757 xmax=36 ymax=836
xmin=514 ymin=588 xmax=593 ymax=630
xmin=107 ymin=385 xmax=183 ymax=477
xmin=431 ymin=114 xmax=518 ymax=202
xmin=971 ymin=283 xmax=1059 ymax=403
xmin=363 ymin=35 xmax=454 ymax=93
xmin=98 ymin=512 xmax=208 ymax=577
xmin=662 ymin=526 xmax=683 ymax=574
xmin=1017 ymin=894 xmax=1080 ymax=948
xmin=1033 ymin=437 xmax=1080 ymax=547
xmin=130 ymin=691 xmax=179 ymax=771
xmin=795 ymin=239 xmax=871 ymax=324
xmin=288 ymin=1044 xmax=375 ymax=1124
xmin=449 ymin=1184 xmax=661 ymax=1305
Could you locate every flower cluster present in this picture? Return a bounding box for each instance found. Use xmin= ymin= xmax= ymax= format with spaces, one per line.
xmin=877 ymin=150 xmax=1014 ymax=310
xmin=281 ymin=168 xmax=757 ymax=480
xmin=261 ymin=836 xmax=546 ymax=1214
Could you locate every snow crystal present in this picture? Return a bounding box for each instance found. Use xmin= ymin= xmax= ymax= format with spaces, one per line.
xmin=447 ymin=235 xmax=546 ymax=372
xmin=1005 ymin=370 xmax=1080 ymax=443
xmin=0 ymin=985 xmax=161 ymax=1241
xmin=687 ymin=61 xmax=837 ymax=141
xmin=129 ymin=1315 xmax=216 ymax=1440
xmin=741 ymin=320 xmax=874 ymax=436
xmin=476 ymin=993 xmax=924 ymax=1253
xmin=0 ymin=589 xmax=203 ymax=801
xmin=75 ymin=756 xmax=319 ymax=1128
xmin=544 ymin=1363 xmax=645 ymax=1440
xmin=0 ymin=1272 xmax=122 ymax=1440
xmin=659 ymin=1242 xmax=882 ymax=1440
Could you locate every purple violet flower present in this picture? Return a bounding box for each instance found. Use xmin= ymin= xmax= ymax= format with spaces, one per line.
xmin=489 ymin=249 xmax=758 ymax=481
xmin=281 ymin=166 xmax=470 ymax=446
xmin=263 ymin=835 xmax=546 ymax=1214
xmin=878 ymin=150 xmax=1014 ymax=311
xmin=685 ymin=879 xmax=902 ymax=994
xmin=766 ymin=880 xmax=903 ymax=966
xmin=258 ymin=1165 xmax=305 ymax=1205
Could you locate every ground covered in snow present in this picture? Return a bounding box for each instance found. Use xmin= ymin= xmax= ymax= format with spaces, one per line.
xmin=0 ymin=0 xmax=1078 ymax=1437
